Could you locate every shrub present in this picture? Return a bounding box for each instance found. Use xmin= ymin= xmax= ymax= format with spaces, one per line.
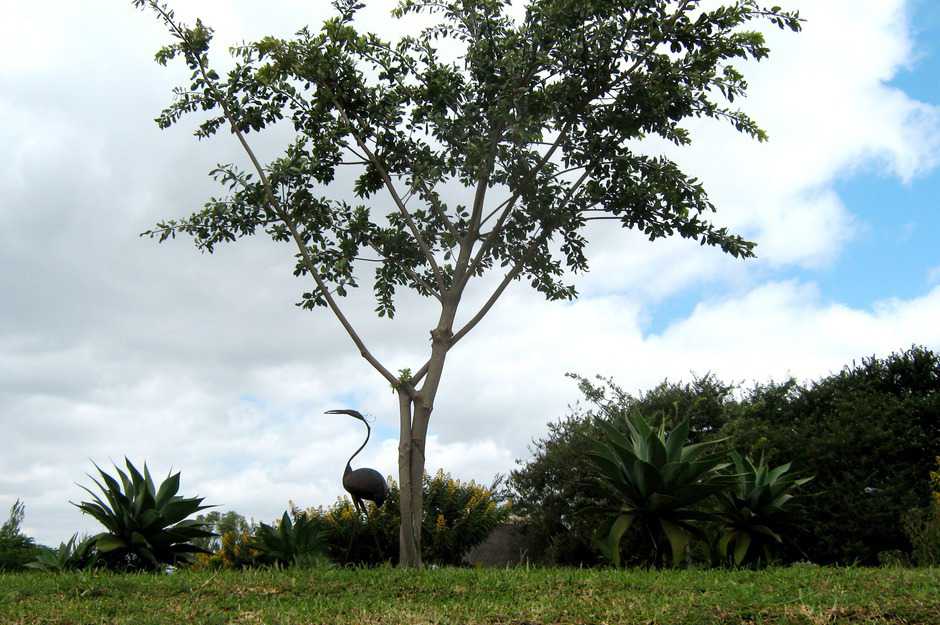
xmin=27 ymin=534 xmax=98 ymax=572
xmin=251 ymin=511 xmax=328 ymax=568
xmin=713 ymin=453 xmax=812 ymax=567
xmin=0 ymin=500 xmax=41 ymax=571
xmin=902 ymin=457 xmax=940 ymax=567
xmin=74 ymin=459 xmax=215 ymax=571
xmin=298 ymin=470 xmax=508 ymax=566
xmin=722 ymin=347 xmax=940 ymax=564
xmin=509 ymin=375 xmax=738 ymax=566
xmin=304 ymin=497 xmax=397 ymax=565
xmin=513 ymin=346 xmax=940 ymax=566
xmin=590 ymin=414 xmax=731 ymax=567
xmin=190 ymin=529 xmax=259 ymax=570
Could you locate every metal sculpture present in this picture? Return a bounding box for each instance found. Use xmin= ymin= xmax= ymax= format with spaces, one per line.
xmin=325 ymin=409 xmax=389 ymax=515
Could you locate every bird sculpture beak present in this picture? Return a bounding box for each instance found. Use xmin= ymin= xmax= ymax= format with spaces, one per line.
xmin=325 ymin=408 xmax=365 ymax=421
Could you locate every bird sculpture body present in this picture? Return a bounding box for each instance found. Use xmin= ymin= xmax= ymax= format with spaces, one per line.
xmin=325 ymin=409 xmax=389 ymax=515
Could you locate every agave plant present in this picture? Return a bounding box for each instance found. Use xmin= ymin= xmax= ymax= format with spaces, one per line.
xmin=590 ymin=414 xmax=730 ymax=567
xmin=73 ymin=459 xmax=215 ymax=571
xmin=27 ymin=534 xmax=98 ymax=572
xmin=250 ymin=511 xmax=327 ymax=568
xmin=714 ymin=451 xmax=812 ymax=566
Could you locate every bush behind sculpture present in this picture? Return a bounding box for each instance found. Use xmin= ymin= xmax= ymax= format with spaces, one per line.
xmin=298 ymin=470 xmax=508 ymax=566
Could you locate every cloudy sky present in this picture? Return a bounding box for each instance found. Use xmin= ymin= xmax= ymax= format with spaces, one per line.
xmin=3 ymin=0 xmax=940 ymax=545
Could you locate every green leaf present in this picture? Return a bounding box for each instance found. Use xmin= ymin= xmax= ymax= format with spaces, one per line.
xmin=155 ymin=473 xmax=181 ymax=508
xmin=95 ymin=534 xmax=128 ymax=553
xmin=660 ymin=519 xmax=691 ymax=568
xmin=665 ymin=419 xmax=690 ymax=461
xmin=604 ymin=513 xmax=635 ymax=568
xmin=733 ymin=532 xmax=752 ymax=565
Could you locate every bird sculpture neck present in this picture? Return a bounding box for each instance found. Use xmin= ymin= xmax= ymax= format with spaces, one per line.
xmin=345 ymin=419 xmax=371 ymax=476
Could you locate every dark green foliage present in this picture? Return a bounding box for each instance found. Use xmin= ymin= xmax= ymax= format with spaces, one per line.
xmin=590 ymin=414 xmax=731 ymax=567
xmin=0 ymin=500 xmax=41 ymax=571
xmin=509 ymin=375 xmax=738 ymax=566
xmin=714 ymin=453 xmax=812 ymax=566
xmin=302 ymin=471 xmax=508 ymax=566
xmin=512 ymin=346 xmax=940 ymax=566
xmin=573 ymin=373 xmax=736 ymax=443
xmin=903 ymin=507 xmax=940 ymax=567
xmin=74 ymin=459 xmax=215 ymax=571
xmin=722 ymin=346 xmax=940 ymax=564
xmin=27 ymin=534 xmax=98 ymax=572
xmin=902 ymin=458 xmax=940 ymax=567
xmin=251 ymin=511 xmax=328 ymax=568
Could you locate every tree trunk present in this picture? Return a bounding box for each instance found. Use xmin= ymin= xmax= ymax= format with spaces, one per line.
xmin=397 ymin=324 xmax=451 ymax=568
xmin=397 ymin=391 xmax=421 ymax=567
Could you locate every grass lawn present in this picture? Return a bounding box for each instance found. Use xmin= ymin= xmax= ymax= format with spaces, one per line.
xmin=1 ymin=565 xmax=937 ymax=624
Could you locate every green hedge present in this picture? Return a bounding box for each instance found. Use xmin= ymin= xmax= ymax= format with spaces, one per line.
xmin=510 ymin=346 xmax=940 ymax=565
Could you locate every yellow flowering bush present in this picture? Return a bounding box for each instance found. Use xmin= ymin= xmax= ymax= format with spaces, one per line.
xmin=188 ymin=529 xmax=260 ymax=570
xmin=293 ymin=470 xmax=508 ymax=566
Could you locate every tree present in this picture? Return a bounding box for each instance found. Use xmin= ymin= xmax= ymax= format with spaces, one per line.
xmin=192 ymin=510 xmax=253 ymax=551
xmin=132 ymin=0 xmax=800 ymax=567
xmin=0 ymin=500 xmax=39 ymax=571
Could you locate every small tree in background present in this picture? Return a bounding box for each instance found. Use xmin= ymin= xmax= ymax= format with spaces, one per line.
xmin=192 ymin=510 xmax=253 ymax=552
xmin=0 ymin=500 xmax=39 ymax=571
xmin=132 ymin=0 xmax=800 ymax=566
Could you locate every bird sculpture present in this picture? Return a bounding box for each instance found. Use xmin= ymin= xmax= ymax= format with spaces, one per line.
xmin=325 ymin=409 xmax=389 ymax=515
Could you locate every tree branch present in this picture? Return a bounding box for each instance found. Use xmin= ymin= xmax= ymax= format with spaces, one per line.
xmin=151 ymin=3 xmax=405 ymax=393
xmin=450 ymin=168 xmax=592 ymax=347
xmin=332 ymin=101 xmax=448 ymax=295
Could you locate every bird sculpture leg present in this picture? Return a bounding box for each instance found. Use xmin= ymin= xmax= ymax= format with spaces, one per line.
xmin=344 ymin=502 xmax=361 ymax=563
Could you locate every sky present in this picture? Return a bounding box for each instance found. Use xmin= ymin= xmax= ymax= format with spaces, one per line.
xmin=2 ymin=0 xmax=939 ymax=546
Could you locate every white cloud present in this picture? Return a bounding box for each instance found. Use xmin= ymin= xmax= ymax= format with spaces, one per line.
xmin=2 ymin=0 xmax=940 ymax=544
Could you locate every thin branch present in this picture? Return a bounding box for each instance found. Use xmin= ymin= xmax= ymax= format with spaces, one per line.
xmin=452 ymin=134 xmax=501 ymax=292
xmin=449 ymin=233 xmax=542 ymax=348
xmin=151 ymin=3 xmax=404 ymax=392
xmin=451 ymin=168 xmax=593 ymax=347
xmin=333 ymin=101 xmax=447 ymax=294
xmin=478 ymin=194 xmax=514 ymax=230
